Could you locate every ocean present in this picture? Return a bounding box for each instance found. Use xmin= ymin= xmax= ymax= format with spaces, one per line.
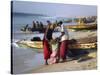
xmin=12 ymin=13 xmax=49 ymax=74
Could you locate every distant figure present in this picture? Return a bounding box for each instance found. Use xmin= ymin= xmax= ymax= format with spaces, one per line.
xmin=39 ymin=22 xmax=44 ymax=32
xmin=24 ymin=24 xmax=29 ymax=31
xmin=40 ymin=22 xmax=44 ymax=29
xmin=36 ymin=21 xmax=40 ymax=29
xmin=31 ymin=21 xmax=36 ymax=32
xmin=32 ymin=21 xmax=36 ymax=29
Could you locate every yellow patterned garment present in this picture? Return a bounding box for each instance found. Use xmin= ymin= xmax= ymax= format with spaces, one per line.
xmin=51 ymin=43 xmax=58 ymax=51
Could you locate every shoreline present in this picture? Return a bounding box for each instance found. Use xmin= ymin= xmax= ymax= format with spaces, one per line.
xmin=24 ymin=51 xmax=97 ymax=74
xmin=13 ymin=30 xmax=97 ymax=74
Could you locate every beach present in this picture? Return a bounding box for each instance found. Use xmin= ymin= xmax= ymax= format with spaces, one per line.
xmin=13 ymin=48 xmax=97 ymax=74
xmin=12 ymin=30 xmax=97 ymax=74
xmin=28 ymin=56 xmax=96 ymax=73
xmin=12 ymin=10 xmax=97 ymax=74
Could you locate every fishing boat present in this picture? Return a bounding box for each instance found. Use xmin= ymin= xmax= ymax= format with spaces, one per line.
xmin=66 ymin=24 xmax=97 ymax=31
xmin=17 ymin=40 xmax=43 ymax=49
xmin=17 ymin=40 xmax=97 ymax=49
xmin=68 ymin=42 xmax=97 ymax=49
xmin=65 ymin=18 xmax=97 ymax=31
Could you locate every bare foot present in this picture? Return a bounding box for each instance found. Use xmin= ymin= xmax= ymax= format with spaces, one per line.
xmin=60 ymin=59 xmax=67 ymax=63
xmin=45 ymin=60 xmax=48 ymax=65
xmin=45 ymin=62 xmax=48 ymax=65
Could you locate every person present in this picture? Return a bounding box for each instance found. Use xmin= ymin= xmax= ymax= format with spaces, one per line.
xmin=43 ymin=20 xmax=54 ymax=65
xmin=40 ymin=22 xmax=44 ymax=29
xmin=58 ymin=21 xmax=69 ymax=62
xmin=31 ymin=21 xmax=36 ymax=32
xmin=43 ymin=35 xmax=52 ymax=65
xmin=36 ymin=21 xmax=40 ymax=29
xmin=45 ymin=20 xmax=54 ymax=41
xmin=49 ymin=37 xmax=59 ymax=64
xmin=40 ymin=22 xmax=44 ymax=32
xmin=32 ymin=21 xmax=36 ymax=28
xmin=24 ymin=24 xmax=29 ymax=31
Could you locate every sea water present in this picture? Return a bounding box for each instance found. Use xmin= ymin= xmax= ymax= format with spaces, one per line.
xmin=12 ymin=13 xmax=48 ymax=74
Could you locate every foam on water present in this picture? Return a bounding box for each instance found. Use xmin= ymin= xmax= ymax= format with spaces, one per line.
xmin=12 ymin=42 xmax=19 ymax=48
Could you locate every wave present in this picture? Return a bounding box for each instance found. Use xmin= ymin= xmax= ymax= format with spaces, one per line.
xmin=12 ymin=39 xmax=21 ymax=48
xmin=12 ymin=42 xmax=19 ymax=48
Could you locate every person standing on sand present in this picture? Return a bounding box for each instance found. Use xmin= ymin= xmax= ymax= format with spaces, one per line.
xmin=58 ymin=21 xmax=69 ymax=62
xmin=43 ymin=20 xmax=54 ymax=65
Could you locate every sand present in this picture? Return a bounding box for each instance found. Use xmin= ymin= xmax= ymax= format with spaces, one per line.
xmin=18 ymin=30 xmax=97 ymax=74
xmin=25 ymin=52 xmax=97 ymax=74
xmin=69 ymin=30 xmax=97 ymax=39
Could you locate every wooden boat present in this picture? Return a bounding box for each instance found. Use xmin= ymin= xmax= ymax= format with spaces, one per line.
xmin=17 ymin=40 xmax=43 ymax=49
xmin=68 ymin=42 xmax=97 ymax=49
xmin=66 ymin=24 xmax=97 ymax=31
xmin=17 ymin=40 xmax=97 ymax=49
xmin=65 ymin=18 xmax=97 ymax=31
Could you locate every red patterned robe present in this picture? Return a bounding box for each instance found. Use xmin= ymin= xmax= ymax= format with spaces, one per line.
xmin=43 ymin=37 xmax=52 ymax=60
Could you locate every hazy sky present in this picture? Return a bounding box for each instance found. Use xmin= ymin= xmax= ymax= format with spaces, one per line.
xmin=13 ymin=1 xmax=97 ymax=17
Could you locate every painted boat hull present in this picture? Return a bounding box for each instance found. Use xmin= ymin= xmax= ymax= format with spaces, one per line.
xmin=17 ymin=40 xmax=97 ymax=49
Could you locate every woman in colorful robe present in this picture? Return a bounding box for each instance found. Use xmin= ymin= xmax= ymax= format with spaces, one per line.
xmin=58 ymin=21 xmax=69 ymax=62
xmin=43 ymin=20 xmax=55 ymax=65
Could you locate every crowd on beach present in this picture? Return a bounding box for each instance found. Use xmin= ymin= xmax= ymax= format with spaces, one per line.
xmin=21 ymin=20 xmax=63 ymax=33
xmin=21 ymin=21 xmax=44 ymax=32
xmin=21 ymin=16 xmax=97 ymax=33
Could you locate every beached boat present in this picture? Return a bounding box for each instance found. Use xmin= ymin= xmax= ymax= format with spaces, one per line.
xmin=17 ymin=40 xmax=97 ymax=49
xmin=17 ymin=40 xmax=43 ymax=49
xmin=66 ymin=24 xmax=97 ymax=31
xmin=65 ymin=18 xmax=97 ymax=31
xmin=68 ymin=42 xmax=97 ymax=49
